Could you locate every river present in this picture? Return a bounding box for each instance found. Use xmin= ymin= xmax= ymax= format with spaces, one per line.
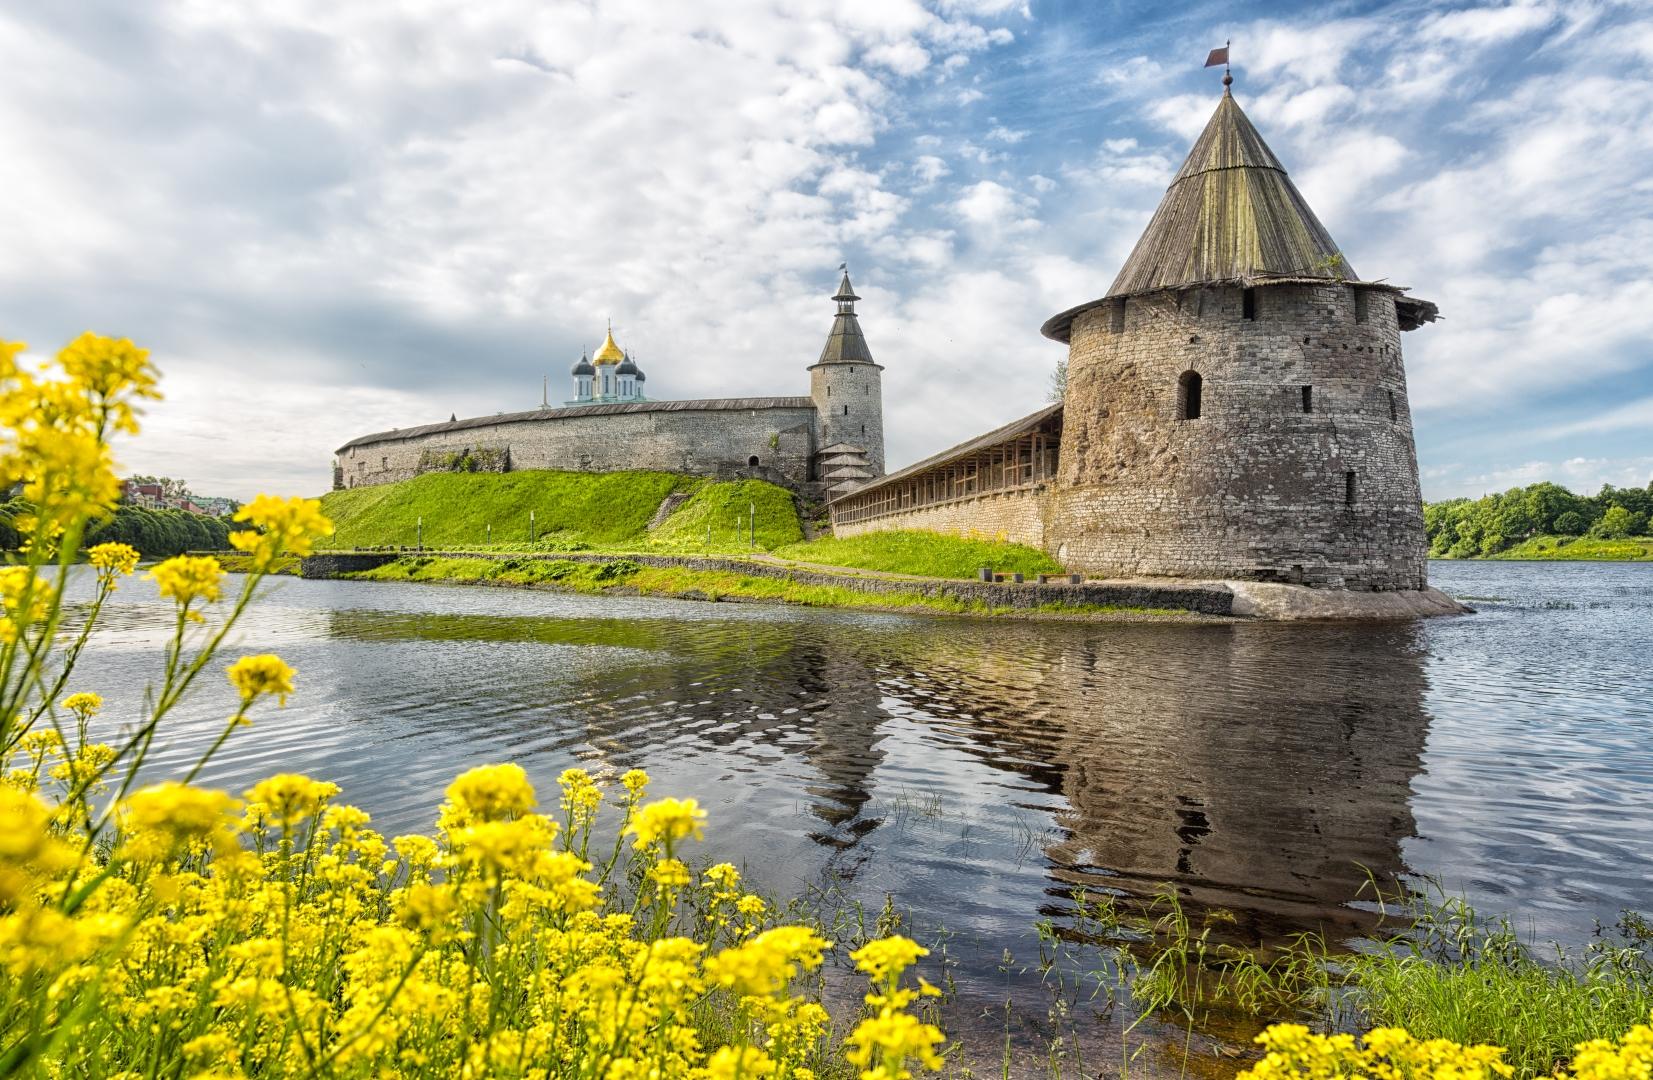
xmin=58 ymin=560 xmax=1653 ymax=1072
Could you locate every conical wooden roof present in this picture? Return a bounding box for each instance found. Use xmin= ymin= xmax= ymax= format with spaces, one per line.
xmin=1107 ymin=90 xmax=1352 ymax=297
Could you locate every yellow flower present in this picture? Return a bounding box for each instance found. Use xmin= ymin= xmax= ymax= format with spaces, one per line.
xmin=148 ymin=554 xmax=223 ymax=612
xmin=850 ymin=937 xmax=928 ymax=983
xmin=59 ymin=692 xmax=103 ymax=720
xmin=621 ymin=768 xmax=649 ymax=799
xmin=226 ymin=654 xmax=296 ymax=706
xmin=704 ymin=926 xmax=831 ymax=998
xmin=626 ymin=797 xmax=706 ymax=851
xmin=558 ymin=767 xmax=603 ymax=826
xmin=56 ymin=332 xmax=160 ymax=434
xmin=118 ymin=782 xmax=240 ymax=861
xmin=648 ymin=858 xmax=692 ymax=891
xmin=443 ymin=763 xmax=536 ymax=824
xmin=245 ymin=773 xmax=338 ymax=824
xmin=230 ymin=494 xmax=333 ymax=567
xmin=86 ymin=541 xmax=140 ymax=586
xmin=1 ymin=567 xmax=50 ymax=644
xmin=705 ymin=1046 xmax=776 ymax=1080
xmin=845 ymin=1010 xmax=945 ymax=1076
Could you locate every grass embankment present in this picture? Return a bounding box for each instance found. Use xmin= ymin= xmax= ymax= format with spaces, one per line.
xmin=1484 ymin=534 xmax=1653 ymax=561
xmin=316 ymin=471 xmax=1070 ymax=581
xmin=214 ymin=553 xmax=301 ymax=575
xmin=319 ymin=470 xmax=694 ymax=549
xmin=1062 ymin=886 xmax=1653 ymax=1079
xmin=773 ymin=530 xmax=1062 ymax=579
xmin=352 ymin=555 xmax=1181 ymax=618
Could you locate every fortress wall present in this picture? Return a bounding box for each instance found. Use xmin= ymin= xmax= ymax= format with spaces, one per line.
xmin=338 ymin=405 xmax=819 ymax=489
xmin=831 ymin=486 xmax=1050 ymax=548
xmin=1049 ymin=283 xmax=1428 ymax=590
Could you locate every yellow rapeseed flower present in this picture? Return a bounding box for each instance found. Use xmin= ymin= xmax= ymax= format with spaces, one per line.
xmin=119 ymin=782 xmax=240 ymax=862
xmin=229 ymin=494 xmax=333 ymax=567
xmin=148 ymin=554 xmax=223 ymax=613
xmin=444 ymin=763 xmax=537 ymax=824
xmin=845 ymin=1009 xmax=945 ymax=1077
xmin=626 ymin=797 xmax=706 ymax=852
xmin=86 ymin=542 xmax=140 ymax=587
xmin=705 ymin=1045 xmax=776 ymax=1079
xmin=56 ymin=331 xmax=160 ymax=434
xmin=849 ymin=936 xmax=929 ymax=983
xmin=245 ymin=774 xmax=338 ymax=824
xmin=59 ymin=692 xmax=103 ymax=719
xmin=1 ymin=567 xmax=50 ymax=643
xmin=225 ymin=654 xmax=296 ymax=707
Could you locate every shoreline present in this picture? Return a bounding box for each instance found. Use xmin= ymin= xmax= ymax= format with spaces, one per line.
xmin=235 ymin=550 xmax=1472 ymax=622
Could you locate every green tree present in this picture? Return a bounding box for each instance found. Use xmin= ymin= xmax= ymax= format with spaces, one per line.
xmin=1553 ymin=510 xmax=1586 ymax=536
xmin=1592 ymin=505 xmax=1635 ymax=539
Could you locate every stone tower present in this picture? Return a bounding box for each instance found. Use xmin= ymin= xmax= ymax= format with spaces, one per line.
xmin=810 ymin=270 xmax=886 ymax=495
xmin=1041 ymin=82 xmax=1438 ymax=591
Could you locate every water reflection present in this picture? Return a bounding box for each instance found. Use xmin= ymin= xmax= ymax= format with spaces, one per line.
xmin=319 ymin=603 xmax=1430 ymax=941
xmin=59 ymin=565 xmax=1653 ymax=1067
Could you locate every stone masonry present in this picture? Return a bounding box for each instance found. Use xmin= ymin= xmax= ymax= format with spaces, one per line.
xmin=335 ymin=272 xmax=886 ymax=496
xmin=1048 ymin=283 xmax=1427 ymax=590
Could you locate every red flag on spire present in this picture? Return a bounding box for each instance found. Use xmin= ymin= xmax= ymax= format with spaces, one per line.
xmin=1204 ymin=45 xmax=1229 ymax=68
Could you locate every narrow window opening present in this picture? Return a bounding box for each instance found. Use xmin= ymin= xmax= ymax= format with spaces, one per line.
xmin=826 ymin=385 xmax=831 ymax=396
xmin=1110 ymin=300 xmax=1126 ymax=333
xmin=1344 ymin=471 xmax=1358 ymax=506
xmin=1301 ymin=385 xmax=1313 ymax=413
xmin=849 ymin=366 xmax=855 ymax=373
xmin=861 ymin=423 xmax=866 ymax=436
xmin=842 ymin=405 xmax=849 ymax=416
xmin=1354 ymin=288 xmax=1371 ymax=324
xmin=381 ymin=456 xmax=388 ymax=470
xmin=1388 ymin=390 xmax=1397 ymax=421
xmin=748 ymin=456 xmax=759 ymax=467
xmin=1242 ymin=288 xmax=1257 ymax=321
xmin=1178 ymin=371 xmax=1203 ymax=421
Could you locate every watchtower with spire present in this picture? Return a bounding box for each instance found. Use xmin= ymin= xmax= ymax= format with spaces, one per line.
xmin=1039 ymin=73 xmax=1439 ymax=590
xmin=809 ymin=269 xmax=885 ymax=492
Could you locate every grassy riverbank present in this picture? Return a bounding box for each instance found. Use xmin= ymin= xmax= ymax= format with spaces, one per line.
xmin=316 ymin=471 xmax=1067 ymax=579
xmin=1482 ymin=534 xmax=1653 ymax=561
xmin=773 ymin=530 xmax=1061 ymax=578
xmin=349 ymin=554 xmax=1190 ymax=619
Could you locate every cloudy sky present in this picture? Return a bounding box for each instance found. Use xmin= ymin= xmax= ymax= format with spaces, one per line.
xmin=3 ymin=0 xmax=1650 ymax=501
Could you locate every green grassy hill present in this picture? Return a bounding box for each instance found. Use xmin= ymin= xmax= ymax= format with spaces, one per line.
xmin=1485 ymin=535 xmax=1653 ymax=561
xmin=320 ymin=471 xmax=695 ymax=549
xmin=318 ymin=471 xmax=1066 ymax=578
xmin=319 ymin=470 xmax=806 ymax=553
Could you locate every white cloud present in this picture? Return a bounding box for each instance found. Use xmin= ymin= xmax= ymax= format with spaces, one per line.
xmin=951 ymin=179 xmax=1039 ymax=235
xmin=1536 ymin=396 xmax=1653 ymax=440
xmin=865 ymin=40 xmax=931 ymax=76
xmin=911 ymin=154 xmax=951 ymax=185
xmin=1436 ymin=457 xmax=1653 ymax=499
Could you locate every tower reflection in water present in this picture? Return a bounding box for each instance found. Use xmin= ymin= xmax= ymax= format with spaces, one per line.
xmin=816 ymin=618 xmax=1431 ymax=944
xmin=316 ymin=604 xmax=1430 ymax=945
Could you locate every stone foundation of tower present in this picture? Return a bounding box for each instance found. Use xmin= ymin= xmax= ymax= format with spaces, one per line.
xmin=1047 ymin=283 xmax=1428 ymax=590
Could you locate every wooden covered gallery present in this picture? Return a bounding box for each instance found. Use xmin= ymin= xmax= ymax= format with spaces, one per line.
xmin=827 ymin=403 xmax=1063 ymax=528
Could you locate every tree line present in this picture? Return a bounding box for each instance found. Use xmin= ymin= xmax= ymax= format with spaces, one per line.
xmin=0 ymin=499 xmax=241 ymax=557
xmin=1424 ymin=481 xmax=1653 ymax=558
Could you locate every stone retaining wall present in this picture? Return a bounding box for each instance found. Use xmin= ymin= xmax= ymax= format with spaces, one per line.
xmin=300 ymin=550 xmax=1235 ymax=615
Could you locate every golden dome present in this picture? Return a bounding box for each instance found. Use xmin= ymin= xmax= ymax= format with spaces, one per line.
xmin=593 ymin=327 xmax=624 ymax=365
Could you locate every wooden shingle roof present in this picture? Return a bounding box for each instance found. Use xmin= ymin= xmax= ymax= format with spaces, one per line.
xmin=1041 ymin=87 xmax=1439 ymax=342
xmin=1110 ymin=90 xmax=1351 ymax=297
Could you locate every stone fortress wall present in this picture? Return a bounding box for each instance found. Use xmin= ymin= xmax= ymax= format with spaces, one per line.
xmin=1048 ymin=282 xmax=1427 ymax=590
xmin=336 ymin=400 xmax=819 ymax=491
